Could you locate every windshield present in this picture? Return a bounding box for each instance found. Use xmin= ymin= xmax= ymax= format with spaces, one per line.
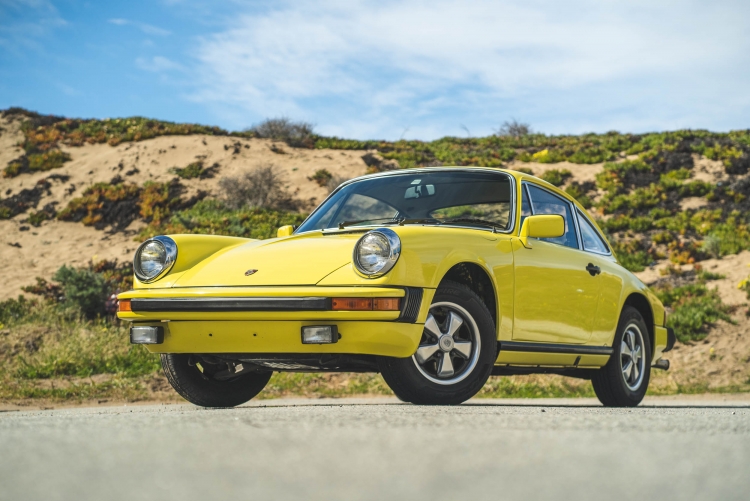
xmin=296 ymin=170 xmax=514 ymax=233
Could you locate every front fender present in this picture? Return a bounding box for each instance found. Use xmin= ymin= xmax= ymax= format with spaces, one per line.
xmin=134 ymin=234 xmax=251 ymax=289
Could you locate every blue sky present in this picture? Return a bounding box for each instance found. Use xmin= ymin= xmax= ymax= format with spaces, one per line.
xmin=1 ymin=0 xmax=749 ymax=140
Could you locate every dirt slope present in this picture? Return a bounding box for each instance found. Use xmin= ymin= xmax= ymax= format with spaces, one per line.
xmin=0 ymin=115 xmax=368 ymax=299
xmin=635 ymin=252 xmax=750 ymax=390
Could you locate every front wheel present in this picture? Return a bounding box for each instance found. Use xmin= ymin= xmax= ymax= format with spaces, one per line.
xmin=378 ymin=281 xmax=496 ymax=405
xmin=591 ymin=306 xmax=652 ymax=407
xmin=161 ymin=354 xmax=272 ymax=408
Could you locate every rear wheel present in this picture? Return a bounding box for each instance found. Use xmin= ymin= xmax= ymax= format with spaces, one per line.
xmin=379 ymin=281 xmax=496 ymax=405
xmin=591 ymin=306 xmax=651 ymax=407
xmin=161 ymin=354 xmax=272 ymax=408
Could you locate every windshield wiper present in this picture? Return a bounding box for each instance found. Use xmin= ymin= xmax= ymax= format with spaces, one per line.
xmin=439 ymin=217 xmax=505 ymax=232
xmin=336 ymin=217 xmax=443 ymax=229
xmin=337 ymin=217 xmax=399 ymax=229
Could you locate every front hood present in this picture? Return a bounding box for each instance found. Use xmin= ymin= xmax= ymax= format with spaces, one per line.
xmin=172 ymin=232 xmax=361 ymax=287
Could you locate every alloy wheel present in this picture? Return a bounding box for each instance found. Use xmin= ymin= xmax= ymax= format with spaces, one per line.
xmin=412 ymin=302 xmax=481 ymax=385
xmin=620 ymin=323 xmax=646 ymax=391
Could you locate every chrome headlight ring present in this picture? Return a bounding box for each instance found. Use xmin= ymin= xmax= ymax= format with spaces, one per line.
xmin=352 ymin=228 xmax=401 ymax=278
xmin=133 ymin=235 xmax=177 ymax=283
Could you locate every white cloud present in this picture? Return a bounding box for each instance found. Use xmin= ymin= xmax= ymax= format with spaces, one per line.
xmin=136 ymin=56 xmax=184 ymax=72
xmin=108 ymin=18 xmax=171 ymax=37
xmin=190 ymin=0 xmax=750 ymax=138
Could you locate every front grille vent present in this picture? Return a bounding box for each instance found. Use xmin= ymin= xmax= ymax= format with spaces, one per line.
xmin=397 ymin=287 xmax=423 ymax=323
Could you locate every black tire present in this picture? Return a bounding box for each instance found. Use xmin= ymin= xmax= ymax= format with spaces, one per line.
xmin=378 ymin=280 xmax=496 ymax=405
xmin=592 ymin=306 xmax=652 ymax=407
xmin=161 ymin=354 xmax=272 ymax=408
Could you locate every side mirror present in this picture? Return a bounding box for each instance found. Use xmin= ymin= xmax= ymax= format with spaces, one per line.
xmin=277 ymin=225 xmax=295 ymax=238
xmin=519 ymin=215 xmax=564 ymax=248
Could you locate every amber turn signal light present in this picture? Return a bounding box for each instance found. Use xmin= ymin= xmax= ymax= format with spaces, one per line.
xmin=372 ymin=298 xmax=401 ymax=311
xmin=332 ymin=298 xmax=372 ymax=310
xmin=118 ymin=299 xmax=132 ymax=312
xmin=331 ymin=297 xmax=400 ymax=311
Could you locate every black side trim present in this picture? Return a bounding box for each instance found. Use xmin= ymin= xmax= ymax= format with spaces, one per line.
xmin=491 ymin=366 xmax=598 ymax=379
xmin=397 ymin=287 xmax=423 ymax=323
xmin=131 ymin=297 xmax=332 ymax=312
xmin=664 ymin=327 xmax=676 ymax=352
xmin=498 ymin=341 xmax=613 ymax=356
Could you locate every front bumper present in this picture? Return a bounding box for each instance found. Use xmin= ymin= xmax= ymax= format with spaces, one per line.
xmin=117 ymin=286 xmax=433 ymax=358
xmin=133 ymin=320 xmax=424 ymax=357
xmin=653 ymin=325 xmax=677 ymax=362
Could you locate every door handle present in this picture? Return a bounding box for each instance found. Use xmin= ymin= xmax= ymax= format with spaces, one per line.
xmin=586 ymin=263 xmax=601 ymax=276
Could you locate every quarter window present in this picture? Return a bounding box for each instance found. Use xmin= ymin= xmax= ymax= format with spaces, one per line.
xmin=525 ymin=184 xmax=579 ymax=249
xmin=576 ymin=210 xmax=609 ymax=254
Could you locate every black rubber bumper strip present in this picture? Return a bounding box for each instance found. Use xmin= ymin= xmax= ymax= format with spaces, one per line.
xmin=498 ymin=341 xmax=613 ymax=356
xmin=131 ymin=297 xmax=332 ymax=312
xmin=664 ymin=327 xmax=676 ymax=352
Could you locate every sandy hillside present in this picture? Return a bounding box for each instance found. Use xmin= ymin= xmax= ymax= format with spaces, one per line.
xmin=633 ymin=252 xmax=750 ymax=390
xmin=0 ymin=115 xmax=369 ymax=299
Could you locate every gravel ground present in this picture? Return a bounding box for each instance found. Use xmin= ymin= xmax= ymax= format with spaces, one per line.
xmin=1 ymin=396 xmax=748 ymax=501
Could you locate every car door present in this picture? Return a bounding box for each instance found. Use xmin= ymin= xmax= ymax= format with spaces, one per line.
xmin=574 ymin=207 xmax=625 ymax=345
xmin=512 ymin=183 xmax=601 ymax=344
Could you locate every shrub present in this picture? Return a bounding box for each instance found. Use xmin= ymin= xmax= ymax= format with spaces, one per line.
xmin=0 ymin=296 xmax=35 ymax=326
xmin=170 ymin=161 xmax=218 ymax=180
xmin=496 ymin=119 xmax=531 ymax=138
xmin=53 ymin=265 xmax=108 ymax=318
xmin=655 ymin=284 xmax=733 ymax=342
xmin=700 ymin=234 xmax=722 ymax=259
xmin=0 ymin=179 xmax=52 ymax=219
xmin=540 ymin=169 xmax=572 ymax=187
xmin=705 ymin=221 xmax=750 ymax=256
xmin=611 ymin=239 xmax=654 ymax=272
xmin=57 ymin=182 xmax=141 ymax=228
xmin=57 ymin=180 xmax=185 ymax=230
xmin=219 ymin=165 xmax=302 ymax=211
xmin=3 ymin=150 xmax=71 ymax=178
xmin=248 ymin=118 xmax=316 ymax=148
xmin=309 ymin=169 xmax=333 ymax=187
xmin=564 ymin=181 xmax=593 ymax=208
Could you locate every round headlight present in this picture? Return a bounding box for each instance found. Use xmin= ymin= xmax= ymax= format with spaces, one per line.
xmin=134 ymin=236 xmax=177 ymax=283
xmin=353 ymin=228 xmax=401 ymax=277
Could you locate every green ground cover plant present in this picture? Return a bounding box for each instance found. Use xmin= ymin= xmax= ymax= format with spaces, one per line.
xmin=169 ymin=161 xmax=219 ymax=180
xmin=654 ymin=283 xmax=733 ymax=342
xmin=309 ymin=168 xmax=333 ymax=187
xmin=540 ymin=168 xmax=572 ymax=186
xmin=57 ymin=180 xmax=192 ymax=231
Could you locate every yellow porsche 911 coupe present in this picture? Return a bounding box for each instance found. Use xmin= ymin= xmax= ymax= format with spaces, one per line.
xmin=117 ymin=167 xmax=675 ymax=408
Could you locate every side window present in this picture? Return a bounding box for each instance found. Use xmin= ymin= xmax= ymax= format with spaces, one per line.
xmin=576 ymin=210 xmax=609 ymax=254
xmin=519 ymin=185 xmax=532 ymax=231
xmin=525 ymin=184 xmax=579 ymax=249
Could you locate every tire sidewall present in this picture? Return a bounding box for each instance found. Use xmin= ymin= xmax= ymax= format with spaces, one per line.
xmin=606 ymin=307 xmax=652 ymax=404
xmin=379 ymin=282 xmax=496 ymax=404
xmin=162 ymin=354 xmax=272 ymax=408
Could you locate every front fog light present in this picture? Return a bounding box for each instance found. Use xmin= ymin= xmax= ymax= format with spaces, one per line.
xmin=301 ymin=325 xmax=339 ymax=344
xmin=130 ymin=326 xmax=164 ymax=345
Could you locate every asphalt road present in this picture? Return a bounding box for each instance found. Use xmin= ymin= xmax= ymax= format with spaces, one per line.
xmin=1 ymin=397 xmax=749 ymax=501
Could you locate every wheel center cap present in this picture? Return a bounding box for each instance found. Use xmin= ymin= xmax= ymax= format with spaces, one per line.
xmin=439 ymin=335 xmax=454 ymax=352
